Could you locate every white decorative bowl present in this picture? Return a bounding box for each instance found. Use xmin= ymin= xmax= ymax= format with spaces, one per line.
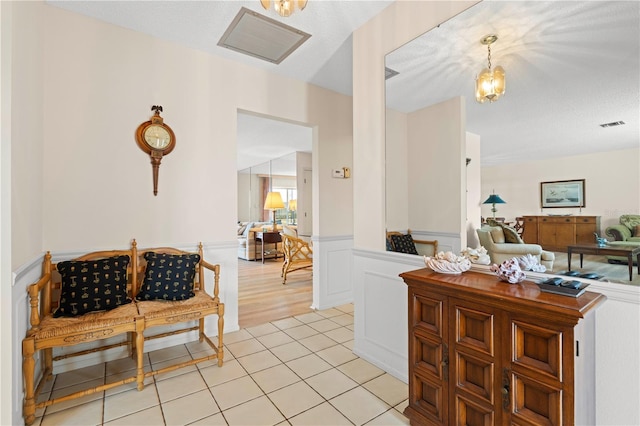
xmin=424 ymin=253 xmax=471 ymax=275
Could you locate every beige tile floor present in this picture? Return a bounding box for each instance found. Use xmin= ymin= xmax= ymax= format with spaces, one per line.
xmin=34 ymin=304 xmax=410 ymax=426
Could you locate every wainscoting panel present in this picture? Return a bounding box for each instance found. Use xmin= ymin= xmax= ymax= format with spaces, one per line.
xmin=353 ymin=249 xmax=425 ymax=383
xmin=313 ymin=235 xmax=354 ymax=310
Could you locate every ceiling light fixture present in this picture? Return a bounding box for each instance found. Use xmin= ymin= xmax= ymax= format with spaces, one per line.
xmin=260 ymin=0 xmax=307 ymax=17
xmin=475 ymin=34 xmax=506 ymax=104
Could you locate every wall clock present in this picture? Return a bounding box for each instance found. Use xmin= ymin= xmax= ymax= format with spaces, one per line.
xmin=135 ymin=105 xmax=176 ymax=196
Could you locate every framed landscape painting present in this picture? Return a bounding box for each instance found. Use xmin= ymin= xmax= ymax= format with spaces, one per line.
xmin=540 ymin=179 xmax=585 ymax=208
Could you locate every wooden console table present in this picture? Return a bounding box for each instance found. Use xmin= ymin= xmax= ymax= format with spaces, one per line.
xmin=522 ymin=215 xmax=600 ymax=251
xmin=254 ymin=231 xmax=282 ymax=263
xmin=568 ymin=243 xmax=640 ymax=281
xmin=400 ymin=269 xmax=606 ymax=425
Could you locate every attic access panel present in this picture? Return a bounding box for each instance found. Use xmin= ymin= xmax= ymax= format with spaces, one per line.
xmin=218 ymin=7 xmax=311 ymax=64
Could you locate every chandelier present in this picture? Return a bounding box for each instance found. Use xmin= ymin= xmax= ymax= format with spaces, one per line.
xmin=475 ymin=35 xmax=506 ymax=103
xmin=260 ymin=0 xmax=307 ymax=17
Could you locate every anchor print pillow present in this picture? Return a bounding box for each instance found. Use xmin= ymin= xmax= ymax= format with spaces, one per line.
xmin=54 ymin=255 xmax=131 ymax=317
xmin=136 ymin=252 xmax=200 ymax=301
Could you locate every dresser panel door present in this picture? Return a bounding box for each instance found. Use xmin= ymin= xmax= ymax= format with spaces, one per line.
xmin=450 ymin=300 xmax=500 ymax=425
xmin=576 ymin=216 xmax=599 ymax=244
xmin=509 ymin=319 xmax=565 ymax=425
xmin=408 ymin=289 xmax=448 ymax=424
xmin=521 ymin=217 xmax=538 ymax=244
xmin=555 ymin=218 xmax=576 ymax=247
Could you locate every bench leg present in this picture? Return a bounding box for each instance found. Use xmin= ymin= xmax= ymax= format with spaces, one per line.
xmin=22 ymin=338 xmax=36 ymax=426
xmin=217 ymin=304 xmax=225 ymax=367
xmin=199 ymin=318 xmax=205 ymax=343
xmin=135 ymin=320 xmax=145 ymax=391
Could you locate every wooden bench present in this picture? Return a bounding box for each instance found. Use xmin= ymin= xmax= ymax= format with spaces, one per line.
xmin=22 ymin=240 xmax=224 ymax=425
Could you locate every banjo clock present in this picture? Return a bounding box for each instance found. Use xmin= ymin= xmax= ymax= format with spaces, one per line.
xmin=135 ymin=105 xmax=176 ymax=196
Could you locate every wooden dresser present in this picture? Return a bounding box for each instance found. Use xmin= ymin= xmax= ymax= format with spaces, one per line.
xmin=521 ymin=215 xmax=600 ymax=251
xmin=400 ymin=269 xmax=606 ymax=426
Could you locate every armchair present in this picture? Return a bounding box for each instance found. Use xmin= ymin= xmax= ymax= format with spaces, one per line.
xmin=281 ymin=233 xmax=313 ymax=285
xmin=477 ymin=226 xmax=555 ymax=271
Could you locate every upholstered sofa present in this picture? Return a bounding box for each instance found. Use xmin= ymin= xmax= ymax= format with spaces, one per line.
xmin=477 ymin=225 xmax=555 ymax=271
xmin=605 ymin=214 xmax=640 ymax=243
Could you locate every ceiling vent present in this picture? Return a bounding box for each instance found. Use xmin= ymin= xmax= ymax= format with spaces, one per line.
xmin=385 ymin=67 xmax=399 ymax=80
xmin=599 ymin=120 xmax=626 ymax=128
xmin=218 ymin=7 xmax=311 ymax=64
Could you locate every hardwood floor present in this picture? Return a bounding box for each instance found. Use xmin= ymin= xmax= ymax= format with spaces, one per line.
xmin=238 ymin=258 xmax=313 ymax=328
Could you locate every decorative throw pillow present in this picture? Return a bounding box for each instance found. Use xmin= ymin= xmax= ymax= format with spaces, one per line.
xmin=390 ymin=234 xmax=419 ymax=255
xmin=386 ymin=237 xmax=394 ymax=251
xmin=489 ymin=227 xmax=506 ymax=244
xmin=54 ymin=255 xmax=131 ymax=318
xmin=136 ymin=252 xmax=200 ymax=301
xmin=634 ymin=224 xmax=640 ymax=237
xmin=501 ymin=224 xmax=522 ymax=244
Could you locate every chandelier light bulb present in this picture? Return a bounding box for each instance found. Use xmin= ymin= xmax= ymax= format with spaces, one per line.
xmin=475 ymin=35 xmax=506 ymax=103
xmin=260 ymin=0 xmax=308 ymax=17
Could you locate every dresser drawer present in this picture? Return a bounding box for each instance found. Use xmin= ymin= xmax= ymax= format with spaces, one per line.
xmin=540 ymin=216 xmax=576 ymax=224
xmin=576 ymin=217 xmax=597 ymax=224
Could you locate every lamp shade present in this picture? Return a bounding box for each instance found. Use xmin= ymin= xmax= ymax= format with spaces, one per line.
xmin=264 ymin=192 xmax=285 ymax=210
xmin=483 ymin=194 xmax=506 ymax=205
xmin=288 ymin=199 xmax=297 ymax=211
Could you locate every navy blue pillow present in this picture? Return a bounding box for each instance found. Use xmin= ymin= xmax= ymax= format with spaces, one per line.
xmin=54 ymin=255 xmax=131 ymax=317
xmin=390 ymin=234 xmax=419 ymax=255
xmin=136 ymin=252 xmax=200 ymax=301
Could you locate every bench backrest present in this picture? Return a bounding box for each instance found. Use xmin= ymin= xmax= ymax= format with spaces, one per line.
xmin=33 ymin=240 xmax=213 ymax=323
xmin=134 ymin=242 xmax=207 ymax=296
xmin=42 ymin=248 xmax=136 ymax=319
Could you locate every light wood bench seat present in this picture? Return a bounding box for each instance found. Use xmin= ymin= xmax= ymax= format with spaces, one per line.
xmin=22 ymin=240 xmax=224 ymax=425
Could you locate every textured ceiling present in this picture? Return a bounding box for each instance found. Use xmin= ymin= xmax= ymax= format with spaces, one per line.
xmin=386 ymin=1 xmax=640 ymax=166
xmin=48 ymin=0 xmax=639 ymax=168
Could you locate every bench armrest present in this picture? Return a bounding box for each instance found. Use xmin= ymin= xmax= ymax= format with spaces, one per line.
xmin=199 ymin=259 xmax=221 ymax=302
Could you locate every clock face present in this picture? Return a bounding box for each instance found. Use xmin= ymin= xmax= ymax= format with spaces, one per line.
xmin=143 ymin=125 xmax=171 ymax=149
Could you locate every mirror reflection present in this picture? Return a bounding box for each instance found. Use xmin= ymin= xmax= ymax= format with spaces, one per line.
xmin=385 ymin=1 xmax=639 ymax=285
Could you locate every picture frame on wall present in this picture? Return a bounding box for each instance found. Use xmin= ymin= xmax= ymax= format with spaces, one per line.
xmin=540 ymin=179 xmax=585 ymax=208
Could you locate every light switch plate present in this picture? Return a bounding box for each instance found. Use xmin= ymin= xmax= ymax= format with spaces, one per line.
xmin=332 ymin=169 xmax=345 ymax=178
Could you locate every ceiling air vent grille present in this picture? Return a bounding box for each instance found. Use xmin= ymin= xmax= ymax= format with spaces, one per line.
xmin=218 ymin=7 xmax=311 ymax=65
xmin=599 ymin=121 xmax=626 ymax=128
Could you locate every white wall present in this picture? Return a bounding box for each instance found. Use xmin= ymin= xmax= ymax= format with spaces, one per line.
xmin=481 ymin=148 xmax=640 ymax=229
xmin=407 ymin=97 xmax=465 ymax=243
xmin=2 ymin=2 xmax=45 ymax=424
xmin=466 ymin=132 xmax=481 ymax=247
xmin=385 ymin=108 xmax=408 ymax=232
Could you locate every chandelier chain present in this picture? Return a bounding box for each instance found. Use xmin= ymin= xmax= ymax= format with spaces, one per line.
xmin=487 ymin=44 xmax=492 ymax=70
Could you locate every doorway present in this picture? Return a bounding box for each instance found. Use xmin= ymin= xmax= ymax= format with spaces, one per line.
xmin=236 ymin=111 xmax=314 ymax=326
